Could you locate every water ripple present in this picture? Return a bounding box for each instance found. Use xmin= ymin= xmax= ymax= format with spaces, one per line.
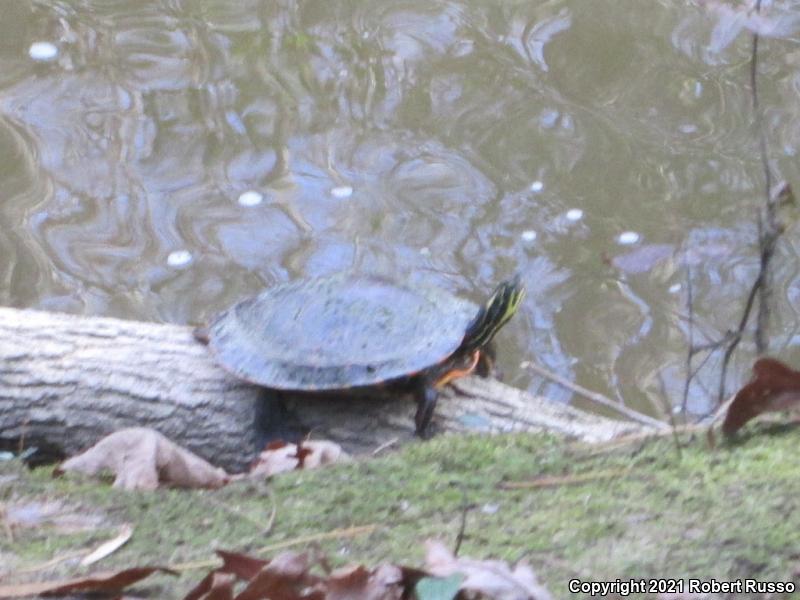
xmin=1 ymin=0 xmax=799 ymax=415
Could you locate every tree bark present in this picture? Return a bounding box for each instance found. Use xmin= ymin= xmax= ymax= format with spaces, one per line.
xmin=0 ymin=307 xmax=646 ymax=472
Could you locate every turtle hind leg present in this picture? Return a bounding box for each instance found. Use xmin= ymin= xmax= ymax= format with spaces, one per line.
xmin=413 ymin=379 xmax=439 ymax=438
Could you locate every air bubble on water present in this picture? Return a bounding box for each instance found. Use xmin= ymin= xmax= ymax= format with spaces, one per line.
xmin=565 ymin=209 xmax=583 ymax=221
xmin=617 ymin=231 xmax=641 ymax=245
xmin=530 ymin=180 xmax=544 ymax=193
xmin=237 ymin=190 xmax=263 ymax=207
xmin=167 ymin=250 xmax=193 ymax=268
xmin=29 ymin=41 xmax=58 ymax=61
xmin=330 ymin=185 xmax=353 ymax=199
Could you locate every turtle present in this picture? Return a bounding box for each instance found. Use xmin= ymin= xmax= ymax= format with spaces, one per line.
xmin=197 ymin=273 xmax=525 ymax=436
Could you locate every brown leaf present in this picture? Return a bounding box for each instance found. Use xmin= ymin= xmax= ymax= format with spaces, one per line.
xmin=217 ymin=550 xmax=269 ymax=580
xmin=184 ymin=571 xmax=237 ymax=600
xmin=397 ymin=565 xmax=429 ymax=592
xmin=249 ymin=441 xmax=347 ymax=478
xmin=424 ymin=539 xmax=552 ymax=600
xmin=722 ymin=358 xmax=800 ymax=436
xmin=234 ymin=552 xmax=323 ymax=600
xmin=325 ymin=564 xmax=404 ymax=600
xmin=300 ymin=441 xmax=347 ymax=469
xmin=0 ymin=567 xmax=174 ymax=598
xmin=247 ymin=442 xmax=300 ymax=478
xmin=184 ymin=571 xmax=218 ymax=600
xmin=54 ymin=428 xmax=230 ymax=490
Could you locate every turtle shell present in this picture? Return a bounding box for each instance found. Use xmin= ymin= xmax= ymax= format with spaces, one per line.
xmin=205 ymin=274 xmax=479 ymax=390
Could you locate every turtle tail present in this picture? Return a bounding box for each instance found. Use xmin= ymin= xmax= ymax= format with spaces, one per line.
xmin=461 ymin=275 xmax=525 ymax=354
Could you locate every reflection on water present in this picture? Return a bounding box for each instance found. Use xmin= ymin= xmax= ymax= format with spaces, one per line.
xmin=2 ymin=0 xmax=800 ymax=419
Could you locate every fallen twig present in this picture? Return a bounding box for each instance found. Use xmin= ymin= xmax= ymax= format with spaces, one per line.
xmin=372 ymin=437 xmax=399 ymax=455
xmin=521 ymin=361 xmax=667 ymax=430
xmin=499 ymin=468 xmax=631 ymax=489
xmin=12 ymin=550 xmax=86 ymax=576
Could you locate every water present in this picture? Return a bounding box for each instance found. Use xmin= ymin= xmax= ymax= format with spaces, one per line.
xmin=2 ymin=0 xmax=800 ymax=420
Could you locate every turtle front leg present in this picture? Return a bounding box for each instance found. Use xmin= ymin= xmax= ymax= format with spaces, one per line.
xmin=476 ymin=342 xmax=496 ymax=378
xmin=193 ymin=326 xmax=210 ymax=345
xmin=413 ymin=378 xmax=439 ymax=438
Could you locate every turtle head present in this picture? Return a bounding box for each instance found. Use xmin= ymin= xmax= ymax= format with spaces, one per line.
xmin=462 ymin=275 xmax=526 ymax=353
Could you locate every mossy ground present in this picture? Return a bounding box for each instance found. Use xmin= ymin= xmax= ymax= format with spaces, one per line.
xmin=2 ymin=424 xmax=799 ymax=598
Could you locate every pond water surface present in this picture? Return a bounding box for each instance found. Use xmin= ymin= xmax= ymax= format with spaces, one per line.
xmin=3 ymin=0 xmax=800 ymax=422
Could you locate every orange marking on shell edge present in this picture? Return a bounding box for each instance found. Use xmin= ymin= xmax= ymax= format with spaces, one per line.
xmin=434 ymin=350 xmax=480 ymax=388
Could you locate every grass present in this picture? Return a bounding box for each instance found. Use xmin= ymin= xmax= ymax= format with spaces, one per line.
xmin=2 ymin=423 xmax=799 ymax=598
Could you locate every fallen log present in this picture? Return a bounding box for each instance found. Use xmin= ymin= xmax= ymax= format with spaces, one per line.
xmin=0 ymin=307 xmax=647 ymax=472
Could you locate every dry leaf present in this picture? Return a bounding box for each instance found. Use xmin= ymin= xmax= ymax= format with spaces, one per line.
xmin=722 ymin=358 xmax=800 ymax=436
xmin=233 ymin=552 xmax=323 ymax=600
xmin=185 ymin=546 xmax=548 ymax=600
xmin=249 ymin=440 xmax=347 ymax=478
xmin=184 ymin=551 xmax=315 ymax=600
xmin=247 ymin=442 xmax=300 ymax=478
xmin=184 ymin=543 xmax=555 ymax=600
xmin=424 ymin=539 xmax=552 ymax=600
xmin=217 ymin=550 xmax=269 ymax=580
xmin=325 ymin=564 xmax=404 ymax=600
xmin=184 ymin=571 xmax=237 ymax=600
xmin=55 ymin=428 xmax=229 ymax=490
xmin=0 ymin=567 xmax=174 ymax=598
xmin=81 ymin=523 xmax=133 ymax=566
